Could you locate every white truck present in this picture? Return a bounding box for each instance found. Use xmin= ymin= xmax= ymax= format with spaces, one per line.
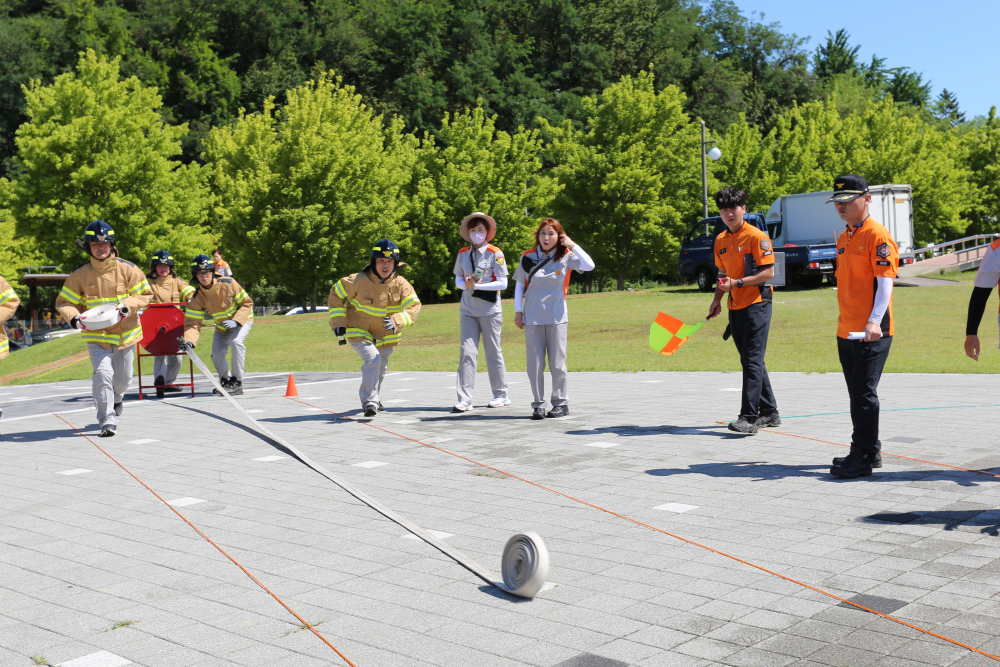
xmin=764 ymin=184 xmax=914 ymax=285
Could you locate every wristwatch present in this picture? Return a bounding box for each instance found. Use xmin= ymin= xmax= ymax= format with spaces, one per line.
xmin=737 ymin=278 xmax=744 ymax=288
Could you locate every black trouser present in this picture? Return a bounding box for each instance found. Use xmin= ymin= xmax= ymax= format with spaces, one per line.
xmin=837 ymin=336 xmax=892 ymax=454
xmin=729 ymin=302 xmax=777 ymax=421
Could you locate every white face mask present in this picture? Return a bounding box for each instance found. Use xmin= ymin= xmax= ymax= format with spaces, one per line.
xmin=470 ymin=230 xmax=487 ymax=245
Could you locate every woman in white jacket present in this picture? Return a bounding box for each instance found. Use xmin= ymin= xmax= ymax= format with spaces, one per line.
xmin=452 ymin=213 xmax=510 ymax=412
xmin=513 ymin=218 xmax=595 ymax=420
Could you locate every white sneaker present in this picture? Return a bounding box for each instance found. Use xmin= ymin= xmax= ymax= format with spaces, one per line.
xmin=488 ymin=397 xmax=511 ymax=408
xmin=452 ymin=402 xmax=474 ymax=413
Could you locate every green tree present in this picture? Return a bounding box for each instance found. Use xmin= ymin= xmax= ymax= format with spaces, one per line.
xmin=542 ymin=71 xmax=701 ymax=290
xmin=711 ymin=113 xmax=779 ymax=212
xmin=205 ymin=74 xmax=417 ymax=310
xmin=813 ymin=29 xmax=860 ymax=80
xmin=6 ymin=50 xmax=210 ymax=269
xmin=886 ymin=68 xmax=931 ymax=108
xmin=933 ymin=88 xmax=965 ymax=127
xmin=962 ymin=107 xmax=1000 ymax=234
xmin=404 ymin=105 xmax=558 ymax=299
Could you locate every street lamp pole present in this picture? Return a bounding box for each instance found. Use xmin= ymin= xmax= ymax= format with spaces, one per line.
xmin=701 ymin=120 xmax=719 ymax=219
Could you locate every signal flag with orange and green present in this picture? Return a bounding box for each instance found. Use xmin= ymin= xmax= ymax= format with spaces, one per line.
xmin=649 ymin=312 xmax=706 ymax=356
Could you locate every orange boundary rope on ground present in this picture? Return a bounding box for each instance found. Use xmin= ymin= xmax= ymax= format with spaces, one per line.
xmin=290 ymin=398 xmax=1000 ymax=662
xmin=55 ymin=414 xmax=357 ymax=667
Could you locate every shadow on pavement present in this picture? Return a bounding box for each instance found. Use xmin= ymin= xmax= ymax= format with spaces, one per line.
xmin=166 ymin=404 xmax=295 ymax=457
xmin=570 ymin=425 xmax=734 ymax=438
xmin=860 ymin=510 xmax=1000 ymax=536
xmin=647 ymin=461 xmax=830 ymax=481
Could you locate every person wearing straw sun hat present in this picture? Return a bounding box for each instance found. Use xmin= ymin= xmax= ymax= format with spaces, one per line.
xmin=452 ymin=212 xmax=510 ymax=412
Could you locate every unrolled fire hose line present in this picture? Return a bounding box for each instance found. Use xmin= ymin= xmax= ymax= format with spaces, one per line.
xmin=181 ymin=346 xmax=549 ymax=599
xmin=288 ymin=398 xmax=1000 ymax=662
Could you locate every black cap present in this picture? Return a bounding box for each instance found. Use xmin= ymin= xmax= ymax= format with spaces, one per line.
xmin=827 ymin=174 xmax=870 ymax=203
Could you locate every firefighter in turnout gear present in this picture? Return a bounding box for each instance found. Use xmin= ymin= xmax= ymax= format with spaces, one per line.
xmin=148 ymin=250 xmax=196 ymax=398
xmin=55 ymin=221 xmax=153 ymax=437
xmin=0 ymin=276 xmax=20 ymax=362
xmin=329 ymin=240 xmax=421 ymax=417
xmin=182 ymin=255 xmax=254 ymax=396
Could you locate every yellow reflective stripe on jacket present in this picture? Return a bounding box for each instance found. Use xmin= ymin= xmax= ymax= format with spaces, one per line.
xmin=186 ymin=308 xmax=208 ymax=319
xmin=398 ymin=311 xmax=414 ymax=328
xmin=80 ymin=325 xmax=143 ymax=347
xmin=0 ymin=288 xmax=15 ymax=305
xmin=400 ymin=293 xmax=420 ymax=309
xmin=329 ymin=307 xmax=347 ymax=319
xmin=377 ymin=333 xmax=402 ymax=347
xmin=180 ymin=285 xmax=196 ymax=301
xmin=334 ymin=281 xmax=348 ymax=299
xmin=0 ymin=339 xmax=7 ymax=355
xmin=346 ymin=327 xmax=373 ymax=340
xmin=348 ymin=297 xmax=386 ymax=317
xmin=128 ymin=280 xmax=151 ymax=297
xmin=59 ymin=286 xmax=84 ymax=304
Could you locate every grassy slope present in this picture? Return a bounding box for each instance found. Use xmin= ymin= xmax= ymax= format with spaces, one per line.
xmin=4 ymin=278 xmax=997 ymax=385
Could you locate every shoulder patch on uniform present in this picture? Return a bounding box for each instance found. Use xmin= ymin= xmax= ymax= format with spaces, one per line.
xmin=521 ymin=248 xmax=536 ymax=256
xmin=495 ymin=254 xmax=505 ymax=266
xmin=486 ymin=244 xmax=501 ymax=253
xmin=115 ymin=258 xmax=136 ymax=267
xmin=458 ymin=246 xmax=471 ymax=254
xmin=990 ymin=239 xmax=1000 ymax=251
xmin=876 ymin=243 xmax=890 ymax=259
xmin=760 ymin=239 xmax=771 ymax=252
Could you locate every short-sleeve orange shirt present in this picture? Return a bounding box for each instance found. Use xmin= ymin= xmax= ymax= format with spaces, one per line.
xmin=714 ymin=221 xmax=775 ymax=310
xmin=835 ymin=216 xmax=899 ymax=338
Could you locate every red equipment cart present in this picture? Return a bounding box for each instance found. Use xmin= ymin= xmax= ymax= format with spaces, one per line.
xmin=137 ymin=303 xmax=195 ymax=399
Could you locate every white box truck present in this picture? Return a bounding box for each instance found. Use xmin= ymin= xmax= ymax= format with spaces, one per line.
xmin=764 ymin=184 xmax=914 ymax=285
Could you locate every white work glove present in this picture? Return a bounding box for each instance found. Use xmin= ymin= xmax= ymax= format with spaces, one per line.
xmin=382 ymin=316 xmax=396 ymax=332
xmin=221 ymin=319 xmax=238 ymax=329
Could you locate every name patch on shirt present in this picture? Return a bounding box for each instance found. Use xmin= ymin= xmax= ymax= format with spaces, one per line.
xmin=876 ymin=260 xmax=890 ymax=266
xmin=718 ymin=248 xmax=727 ymax=255
xmin=838 ymin=248 xmax=845 ymax=254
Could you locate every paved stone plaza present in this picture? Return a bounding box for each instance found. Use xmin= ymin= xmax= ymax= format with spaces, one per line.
xmin=3 ymin=370 xmax=1000 ymax=667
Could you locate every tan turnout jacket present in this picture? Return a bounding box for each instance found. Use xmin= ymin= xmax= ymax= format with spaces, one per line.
xmin=328 ymin=270 xmax=420 ymax=348
xmin=56 ymin=257 xmax=153 ymax=349
xmin=183 ymin=277 xmax=253 ymax=344
xmin=149 ymin=273 xmax=196 ymax=304
xmin=0 ymin=276 xmax=20 ymax=359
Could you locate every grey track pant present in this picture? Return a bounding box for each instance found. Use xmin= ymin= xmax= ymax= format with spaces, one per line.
xmin=524 ymin=322 xmax=568 ymax=410
xmin=88 ymin=343 xmax=134 ymax=427
xmin=153 ymin=355 xmax=182 ymax=385
xmin=351 ymin=340 xmax=394 ymax=409
xmin=212 ymin=322 xmax=252 ymax=381
xmin=456 ymin=312 xmax=507 ymax=404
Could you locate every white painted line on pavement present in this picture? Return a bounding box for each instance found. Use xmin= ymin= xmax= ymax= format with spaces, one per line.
xmin=585 ymin=442 xmax=620 ymax=448
xmin=58 ymin=651 xmax=132 ymax=667
xmin=381 ymin=399 xmax=410 ymax=404
xmin=302 ymin=408 xmax=324 ymax=411
xmin=403 ymin=529 xmax=452 ymax=540
xmin=247 ymin=373 xmax=401 ymax=393
xmin=641 ymin=380 xmax=663 ymax=383
xmin=540 ymin=581 xmax=559 ymax=592
xmin=392 ymin=419 xmax=419 ymax=424
xmin=56 ymin=468 xmax=93 ymax=476
xmin=166 ymin=497 xmax=206 ymax=507
xmin=392 ymin=388 xmax=415 ymax=392
xmin=246 ymin=409 xmax=265 ymax=414
xmin=654 ymin=503 xmax=699 ymax=513
xmin=128 ymin=439 xmax=159 ymax=445
xmin=424 ymin=437 xmax=454 ymax=444
xmin=353 ymin=461 xmax=389 ymax=469
xmin=254 ymin=455 xmax=287 ymax=462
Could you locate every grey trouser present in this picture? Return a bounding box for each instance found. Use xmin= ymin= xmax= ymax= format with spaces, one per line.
xmin=524 ymin=322 xmax=568 ymax=409
xmin=212 ymin=322 xmax=252 ymax=381
xmin=153 ymin=355 xmax=182 ymax=385
xmin=456 ymin=312 xmax=507 ymax=404
xmin=351 ymin=340 xmax=394 ymax=408
xmin=88 ymin=343 xmax=134 ymax=427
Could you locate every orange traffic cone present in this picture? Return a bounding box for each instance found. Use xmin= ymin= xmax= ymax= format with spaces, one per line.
xmin=284 ymin=373 xmax=299 ymax=397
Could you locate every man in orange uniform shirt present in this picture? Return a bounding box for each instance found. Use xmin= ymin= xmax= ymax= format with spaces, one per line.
xmin=828 ymin=175 xmax=899 ymax=479
xmin=707 ymin=187 xmax=779 ymax=435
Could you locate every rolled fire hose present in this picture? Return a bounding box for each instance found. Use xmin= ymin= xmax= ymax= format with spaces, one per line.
xmin=181 ymin=346 xmax=549 ymax=598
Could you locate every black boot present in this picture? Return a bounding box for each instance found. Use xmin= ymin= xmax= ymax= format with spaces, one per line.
xmin=229 ymin=379 xmax=243 ymax=396
xmin=531 ymin=407 xmax=546 ymax=420
xmin=833 ymin=447 xmax=882 ymax=469
xmin=363 ymin=405 xmax=377 ymax=417
xmin=213 ymin=377 xmax=231 ymax=396
xmin=155 ymin=375 xmax=165 ymax=399
xmin=830 ymin=450 xmax=873 ymax=478
xmin=546 ymin=405 xmax=569 ymax=418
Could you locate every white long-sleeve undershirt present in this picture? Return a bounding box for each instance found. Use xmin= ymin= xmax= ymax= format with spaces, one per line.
xmin=455 ymin=275 xmax=508 ymax=291
xmin=869 ymin=276 xmax=893 ymax=324
xmin=514 ymin=244 xmax=594 ymax=312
